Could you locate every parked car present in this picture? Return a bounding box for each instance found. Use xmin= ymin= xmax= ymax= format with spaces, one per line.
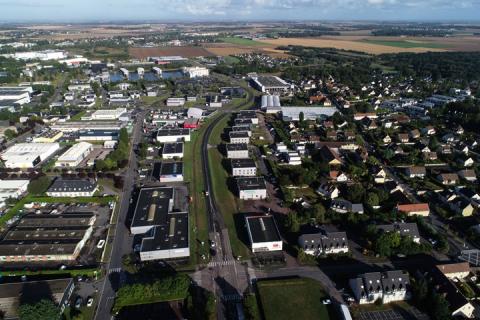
xmin=87 ymin=297 xmax=94 ymax=307
xmin=75 ymin=297 xmax=83 ymax=309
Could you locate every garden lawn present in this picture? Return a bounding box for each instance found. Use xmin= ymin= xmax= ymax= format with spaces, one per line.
xmin=257 ymin=278 xmax=331 ymax=320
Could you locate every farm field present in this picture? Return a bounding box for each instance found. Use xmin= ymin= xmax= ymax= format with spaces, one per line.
xmin=259 ymin=37 xmax=447 ymax=54
xmin=362 ymin=39 xmax=450 ymax=49
xmin=129 ymin=46 xmax=214 ymax=58
xmin=219 ymin=37 xmax=265 ymax=47
xmin=257 ymin=278 xmax=332 ymax=320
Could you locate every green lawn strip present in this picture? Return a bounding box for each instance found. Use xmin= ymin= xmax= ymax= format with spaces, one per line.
xmin=219 ymin=37 xmax=265 ymax=47
xmin=70 ymin=110 xmax=87 ymax=121
xmin=362 ymin=39 xmax=449 ymax=49
xmin=1 ymin=268 xmax=99 ymax=277
xmin=63 ymin=305 xmax=95 ymax=320
xmin=207 ymin=148 xmax=249 ymax=258
xmin=257 ymin=278 xmax=331 ymax=320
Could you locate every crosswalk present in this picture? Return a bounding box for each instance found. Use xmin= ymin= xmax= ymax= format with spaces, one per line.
xmin=208 ymin=260 xmax=236 ymax=267
xmin=108 ymin=267 xmax=122 ymax=274
xmin=221 ymin=294 xmax=243 ymax=302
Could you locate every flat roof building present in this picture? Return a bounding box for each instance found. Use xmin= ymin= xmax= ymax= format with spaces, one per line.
xmin=231 ymin=158 xmax=257 ymax=177
xmin=46 ymin=179 xmax=98 ymax=197
xmin=1 ymin=142 xmax=60 ymax=168
xmin=236 ymin=177 xmax=267 ymax=200
xmin=250 ymin=76 xmax=293 ymax=95
xmin=156 ymin=162 xmax=184 ymax=183
xmin=51 ymin=121 xmax=124 ymax=133
xmin=32 ymin=130 xmax=63 ymax=143
xmin=229 ymin=131 xmax=250 ymax=144
xmin=245 ymin=214 xmax=282 ymax=253
xmin=162 ymin=143 xmax=184 ymax=159
xmin=226 ymin=143 xmax=249 ymax=159
xmin=130 ymin=187 xmax=189 ymax=261
xmin=90 ymin=108 xmax=127 ymax=120
xmin=0 ymin=179 xmax=29 ymax=209
xmin=77 ymin=130 xmax=119 ymax=142
xmin=156 ymin=128 xmax=190 ymax=143
xmin=55 ymin=142 xmax=93 ymax=167
xmin=281 ymin=106 xmax=338 ymax=121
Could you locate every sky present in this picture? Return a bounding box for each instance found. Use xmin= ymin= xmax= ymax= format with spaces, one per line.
xmin=1 ymin=0 xmax=480 ymax=22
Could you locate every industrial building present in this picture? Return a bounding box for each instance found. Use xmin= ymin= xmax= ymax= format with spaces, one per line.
xmin=231 ymin=158 xmax=257 ymax=177
xmin=130 ymin=187 xmax=189 ymax=261
xmin=0 ymin=86 xmax=31 ymax=105
xmin=88 ymin=108 xmax=128 ymax=120
xmin=226 ymin=143 xmax=249 ymax=159
xmin=46 ymin=179 xmax=98 ymax=197
xmin=162 ymin=143 xmax=184 ymax=159
xmin=32 ymin=130 xmax=63 ymax=143
xmin=229 ymin=131 xmax=250 ymax=144
xmin=156 ymin=162 xmax=184 ymax=183
xmin=250 ymin=76 xmax=293 ymax=95
xmin=166 ymin=97 xmax=186 ymax=107
xmin=77 ymin=130 xmax=119 ymax=142
xmin=55 ymin=142 xmax=93 ymax=167
xmin=281 ymin=106 xmax=338 ymax=121
xmin=0 ymin=278 xmax=74 ymax=319
xmin=3 ymin=50 xmax=67 ymax=61
xmin=51 ymin=121 xmax=124 ymax=133
xmin=0 ymin=212 xmax=95 ymax=262
xmin=156 ymin=128 xmax=190 ymax=143
xmin=261 ymin=95 xmax=281 ymax=111
xmin=236 ymin=177 xmax=267 ymax=200
xmin=1 ymin=142 xmax=60 ymax=168
xmin=0 ymin=179 xmax=29 ymax=209
xmin=182 ymin=66 xmax=209 ymax=78
xmin=245 ymin=214 xmax=282 ymax=253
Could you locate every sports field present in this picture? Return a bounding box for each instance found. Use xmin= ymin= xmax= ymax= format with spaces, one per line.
xmin=257 ymin=278 xmax=331 ymax=320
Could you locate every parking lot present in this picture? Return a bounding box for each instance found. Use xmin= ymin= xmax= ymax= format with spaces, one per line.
xmin=357 ymin=307 xmax=429 ymax=320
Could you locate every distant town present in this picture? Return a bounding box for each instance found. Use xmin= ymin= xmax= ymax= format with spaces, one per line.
xmin=0 ymin=21 xmax=479 ymax=320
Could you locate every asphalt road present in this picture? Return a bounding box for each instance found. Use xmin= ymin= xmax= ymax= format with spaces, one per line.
xmin=94 ymin=109 xmax=146 ymax=320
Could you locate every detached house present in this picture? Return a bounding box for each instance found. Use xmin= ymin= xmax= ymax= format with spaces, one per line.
xmin=437 ymin=173 xmax=459 ymax=186
xmin=409 ymin=129 xmax=420 ymax=140
xmin=458 ymin=169 xmax=477 ymax=182
xmin=397 ymin=133 xmax=409 ymax=143
xmin=330 ymin=199 xmax=364 ymax=214
xmin=396 ymin=203 xmax=430 ymax=217
xmin=405 ymin=166 xmax=426 ymax=179
xmin=316 ymin=183 xmax=339 ymax=199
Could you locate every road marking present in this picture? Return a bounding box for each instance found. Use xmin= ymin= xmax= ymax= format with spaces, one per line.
xmin=108 ymin=267 xmax=122 ymax=274
xmin=208 ymin=260 xmax=236 ymax=267
xmin=221 ymin=294 xmax=243 ymax=302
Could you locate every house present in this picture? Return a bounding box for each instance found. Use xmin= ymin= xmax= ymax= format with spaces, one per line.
xmin=405 ymin=166 xmax=426 ymax=179
xmin=397 ymin=133 xmax=409 ymax=143
xmin=329 ymin=171 xmax=348 ymax=183
xmin=430 ymin=267 xmax=475 ymax=318
xmin=458 ymin=169 xmax=477 ymax=182
xmin=377 ymin=222 xmax=421 ymax=243
xmin=319 ymin=146 xmax=343 ymax=166
xmin=326 ymin=131 xmax=337 ymax=140
xmin=344 ymin=131 xmax=355 ymax=141
xmin=330 ymin=199 xmax=364 ymax=214
xmin=236 ymin=177 xmax=267 ymax=200
xmin=437 ymin=173 xmax=459 ymax=186
xmin=409 ymin=129 xmax=420 ymax=139
xmin=438 ymin=144 xmax=452 ymax=155
xmin=461 ymin=157 xmax=475 ymax=167
xmin=298 ymin=230 xmax=349 ymax=256
xmin=423 ymin=152 xmax=438 ymax=161
xmin=316 ymin=183 xmax=339 ymax=199
xmin=450 ymin=198 xmax=474 ymax=217
xmin=396 ymin=203 xmax=430 ymax=217
xmin=349 ymin=270 xmax=410 ymax=304
xmin=436 ymin=262 xmax=470 ymax=280
xmin=382 ymin=135 xmax=392 ymax=145
xmin=455 ymin=125 xmax=464 ymax=135
xmin=46 ymin=179 xmax=98 ymax=197
xmin=422 ymin=126 xmax=436 ymax=135
xmin=374 ymin=168 xmax=387 ymax=184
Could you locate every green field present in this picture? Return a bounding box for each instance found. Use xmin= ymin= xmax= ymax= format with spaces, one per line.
xmin=220 ymin=37 xmax=265 ymax=47
xmin=362 ymin=39 xmax=449 ymax=49
xmin=257 ymin=278 xmax=331 ymax=320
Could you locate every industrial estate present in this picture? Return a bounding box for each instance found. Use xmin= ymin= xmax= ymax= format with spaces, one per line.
xmin=0 ymin=19 xmax=479 ymax=320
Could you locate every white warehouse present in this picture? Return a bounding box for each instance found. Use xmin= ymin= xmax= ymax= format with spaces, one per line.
xmin=55 ymin=142 xmax=93 ymax=167
xmin=182 ymin=66 xmax=209 ymax=78
xmin=1 ymin=143 xmax=60 ymax=168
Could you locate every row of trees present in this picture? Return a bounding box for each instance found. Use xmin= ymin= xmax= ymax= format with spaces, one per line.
xmin=95 ymin=127 xmax=130 ymax=171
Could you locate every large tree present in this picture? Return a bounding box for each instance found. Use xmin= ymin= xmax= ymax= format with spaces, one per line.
xmin=27 ymin=176 xmax=52 ymax=195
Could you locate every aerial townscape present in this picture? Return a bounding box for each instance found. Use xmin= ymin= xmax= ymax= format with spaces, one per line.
xmin=1 ymin=3 xmax=480 ymax=320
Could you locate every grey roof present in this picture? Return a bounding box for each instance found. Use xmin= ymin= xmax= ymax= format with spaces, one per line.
xmin=226 ymin=143 xmax=248 ymax=151
xmin=131 ymin=187 xmax=174 ymax=230
xmin=47 ymin=179 xmax=97 ymax=193
xmin=377 ymin=223 xmax=420 ymax=239
xmin=245 ymin=214 xmax=281 ymax=243
xmin=157 ymin=128 xmax=190 ymax=136
xmin=162 ymin=142 xmax=184 ymax=154
xmin=78 ymin=130 xmax=119 ymax=138
xmin=160 ymin=162 xmax=183 ymax=176
xmin=236 ymin=177 xmax=266 ymax=191
xmin=140 ymin=211 xmax=189 ymax=252
xmin=16 ymin=213 xmax=94 ymax=228
xmin=230 ymin=158 xmax=256 ymax=169
xmin=0 ymin=278 xmax=73 ymax=299
xmin=229 ymin=131 xmax=250 ymax=138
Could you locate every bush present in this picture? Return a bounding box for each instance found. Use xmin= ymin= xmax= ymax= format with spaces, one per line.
xmin=27 ymin=176 xmax=52 ymax=195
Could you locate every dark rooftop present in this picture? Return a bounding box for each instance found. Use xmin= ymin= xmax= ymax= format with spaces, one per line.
xmin=131 ymin=187 xmax=174 ymax=230
xmin=157 ymin=128 xmax=190 ymax=136
xmin=162 ymin=142 xmax=184 ymax=155
xmin=236 ymin=177 xmax=266 ymax=190
xmin=47 ymin=179 xmax=97 ymax=193
xmin=245 ymin=214 xmax=281 ymax=243
xmin=140 ymin=212 xmax=189 ymax=252
xmin=226 ymin=143 xmax=248 ymax=151
xmin=231 ymin=158 xmax=256 ymax=169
